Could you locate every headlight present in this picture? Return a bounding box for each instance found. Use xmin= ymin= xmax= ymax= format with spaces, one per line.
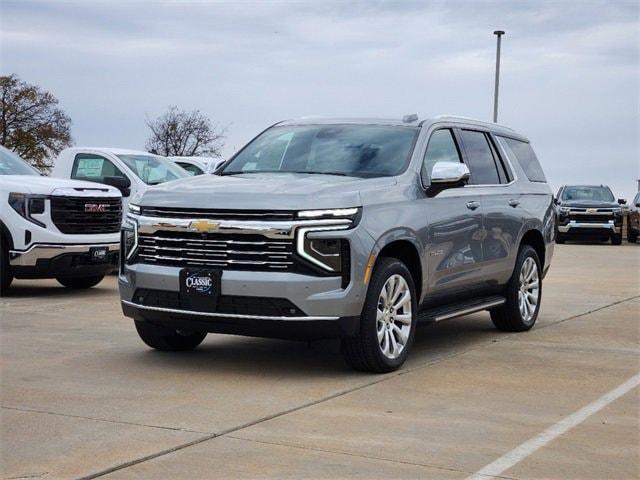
xmin=120 ymin=219 xmax=138 ymax=268
xmin=297 ymin=225 xmax=350 ymax=274
xmin=297 ymin=207 xmax=360 ymax=220
xmin=128 ymin=203 xmax=141 ymax=214
xmin=558 ymin=206 xmax=570 ymax=215
xmin=612 ymin=207 xmax=622 ymax=214
xmin=8 ymin=192 xmax=47 ymax=227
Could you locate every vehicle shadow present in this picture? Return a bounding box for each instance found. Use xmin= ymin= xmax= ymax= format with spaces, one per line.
xmin=3 ymin=281 xmax=116 ymax=299
xmin=126 ymin=313 xmax=500 ymax=378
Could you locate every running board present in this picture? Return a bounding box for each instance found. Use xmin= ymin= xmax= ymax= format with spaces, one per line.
xmin=418 ymin=296 xmax=506 ymax=323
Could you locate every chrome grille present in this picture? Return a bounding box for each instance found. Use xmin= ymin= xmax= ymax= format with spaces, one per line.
xmin=139 ymin=206 xmax=295 ymax=221
xmin=136 ymin=232 xmax=295 ymax=271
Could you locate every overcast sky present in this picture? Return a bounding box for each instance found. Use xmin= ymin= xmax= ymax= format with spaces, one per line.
xmin=1 ymin=0 xmax=638 ymax=198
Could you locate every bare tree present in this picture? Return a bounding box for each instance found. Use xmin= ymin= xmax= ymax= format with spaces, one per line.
xmin=0 ymin=74 xmax=73 ymax=172
xmin=145 ymin=106 xmax=225 ymax=157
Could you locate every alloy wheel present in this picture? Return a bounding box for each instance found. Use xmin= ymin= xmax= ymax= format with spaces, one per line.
xmin=518 ymin=257 xmax=539 ymax=324
xmin=376 ymin=274 xmax=412 ymax=360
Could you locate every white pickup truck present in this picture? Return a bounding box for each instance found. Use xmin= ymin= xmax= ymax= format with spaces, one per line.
xmin=0 ymin=146 xmax=122 ymax=295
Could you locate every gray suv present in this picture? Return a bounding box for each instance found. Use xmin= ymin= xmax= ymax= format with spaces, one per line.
xmin=119 ymin=116 xmax=555 ymax=372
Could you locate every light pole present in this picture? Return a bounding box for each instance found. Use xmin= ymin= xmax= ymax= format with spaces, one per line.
xmin=493 ymin=30 xmax=505 ymax=123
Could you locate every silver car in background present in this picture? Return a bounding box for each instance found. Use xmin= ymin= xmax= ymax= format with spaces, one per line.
xmin=119 ymin=116 xmax=555 ymax=372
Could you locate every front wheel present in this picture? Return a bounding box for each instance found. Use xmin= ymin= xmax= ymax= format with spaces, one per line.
xmin=341 ymin=257 xmax=417 ymax=373
xmin=491 ymin=245 xmax=542 ymax=332
xmin=56 ymin=275 xmax=105 ymax=289
xmin=0 ymin=241 xmax=13 ymax=296
xmin=611 ymin=233 xmax=622 ymax=245
xmin=135 ymin=321 xmax=207 ymax=351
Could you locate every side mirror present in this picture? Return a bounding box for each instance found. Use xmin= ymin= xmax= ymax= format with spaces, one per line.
xmin=102 ymin=176 xmax=131 ymax=197
xmin=553 ymin=198 xmax=560 ymax=205
xmin=618 ymin=198 xmax=626 ymax=205
xmin=430 ymin=162 xmax=470 ymax=185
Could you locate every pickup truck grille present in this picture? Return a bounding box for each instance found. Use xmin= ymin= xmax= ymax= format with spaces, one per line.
xmin=51 ymin=196 xmax=122 ymax=234
xmin=136 ymin=231 xmax=295 ymax=271
xmin=139 ymin=206 xmax=296 ymax=221
xmin=568 ymin=214 xmax=612 ymax=223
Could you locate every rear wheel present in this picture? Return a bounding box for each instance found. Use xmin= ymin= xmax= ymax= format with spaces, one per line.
xmin=56 ymin=275 xmax=104 ymax=289
xmin=135 ymin=321 xmax=207 ymax=351
xmin=0 ymin=239 xmax=13 ymax=296
xmin=341 ymin=257 xmax=417 ymax=373
xmin=491 ymin=245 xmax=541 ymax=332
xmin=611 ymin=233 xmax=622 ymax=245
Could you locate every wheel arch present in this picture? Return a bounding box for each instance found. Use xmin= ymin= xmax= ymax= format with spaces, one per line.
xmin=373 ymin=237 xmax=423 ymax=302
xmin=0 ymin=220 xmax=14 ymax=252
xmin=520 ymin=228 xmax=545 ymax=269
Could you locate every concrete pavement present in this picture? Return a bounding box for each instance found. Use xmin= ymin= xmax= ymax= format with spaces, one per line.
xmin=1 ymin=243 xmax=638 ymax=479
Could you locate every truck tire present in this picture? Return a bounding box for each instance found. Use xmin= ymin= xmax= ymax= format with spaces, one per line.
xmin=0 ymin=241 xmax=12 ymax=296
xmin=135 ymin=321 xmax=207 ymax=351
xmin=491 ymin=245 xmax=541 ymax=332
xmin=629 ymin=231 xmax=638 ymax=243
xmin=341 ymin=257 xmax=417 ymax=373
xmin=56 ymin=275 xmax=105 ymax=289
xmin=611 ymin=233 xmax=622 ymax=245
xmin=555 ymin=234 xmax=565 ymax=244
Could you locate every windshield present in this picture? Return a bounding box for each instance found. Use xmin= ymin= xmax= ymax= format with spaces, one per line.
xmin=221 ymin=124 xmax=419 ymax=177
xmin=117 ymin=154 xmax=188 ymax=185
xmin=562 ymin=186 xmax=614 ymax=202
xmin=0 ymin=146 xmax=40 ymax=176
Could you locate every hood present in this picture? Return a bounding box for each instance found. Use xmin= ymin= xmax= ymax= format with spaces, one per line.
xmin=0 ymin=175 xmax=121 ymax=197
xmin=138 ymin=173 xmax=397 ymax=210
xmin=559 ymin=199 xmax=619 ymax=209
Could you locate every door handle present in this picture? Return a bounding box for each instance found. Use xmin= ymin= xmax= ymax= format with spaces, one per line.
xmin=466 ymin=201 xmax=480 ymax=210
xmin=508 ymin=199 xmax=520 ymax=208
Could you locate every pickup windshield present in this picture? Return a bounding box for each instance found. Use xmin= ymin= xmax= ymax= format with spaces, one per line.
xmin=562 ymin=186 xmax=614 ymax=202
xmin=0 ymin=146 xmax=40 ymax=176
xmin=117 ymin=154 xmax=188 ymax=185
xmin=221 ymin=124 xmax=419 ymax=177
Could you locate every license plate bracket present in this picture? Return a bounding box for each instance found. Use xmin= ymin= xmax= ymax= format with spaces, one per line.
xmin=89 ymin=246 xmax=108 ymax=263
xmin=179 ymin=269 xmax=221 ymax=311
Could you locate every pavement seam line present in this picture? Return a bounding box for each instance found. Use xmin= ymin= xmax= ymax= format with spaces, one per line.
xmin=225 ymin=434 xmax=499 ymax=478
xmin=465 ymin=373 xmax=640 ymax=480
xmin=76 ymin=295 xmax=638 ymax=479
xmin=0 ymin=405 xmax=209 ymax=435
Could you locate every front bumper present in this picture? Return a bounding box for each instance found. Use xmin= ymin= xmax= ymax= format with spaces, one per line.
xmin=9 ymin=243 xmax=120 ymax=279
xmin=557 ymin=220 xmax=621 ymax=234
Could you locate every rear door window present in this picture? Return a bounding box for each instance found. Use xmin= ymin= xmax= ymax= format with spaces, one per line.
xmin=176 ymin=162 xmax=203 ymax=176
xmin=498 ymin=137 xmax=546 ymax=182
xmin=71 ymin=154 xmax=127 ymax=183
xmin=459 ymin=130 xmax=500 ymax=185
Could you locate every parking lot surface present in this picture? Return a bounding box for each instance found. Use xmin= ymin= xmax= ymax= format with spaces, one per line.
xmin=1 ymin=243 xmax=639 ymax=479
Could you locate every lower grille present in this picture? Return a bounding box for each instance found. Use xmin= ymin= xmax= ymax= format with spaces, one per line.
xmin=136 ymin=231 xmax=294 ymax=271
xmin=51 ymin=196 xmax=122 ymax=234
xmin=133 ymin=288 xmax=306 ymax=316
xmin=568 ymin=214 xmax=613 ymax=223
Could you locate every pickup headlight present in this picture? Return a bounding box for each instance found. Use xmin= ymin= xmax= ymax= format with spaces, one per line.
xmin=128 ymin=203 xmax=141 ymax=215
xmin=120 ymin=219 xmax=138 ymax=268
xmin=558 ymin=206 xmax=570 ymax=215
xmin=612 ymin=207 xmax=623 ymax=215
xmin=8 ymin=192 xmax=47 ymax=227
xmin=297 ymin=207 xmax=360 ymax=221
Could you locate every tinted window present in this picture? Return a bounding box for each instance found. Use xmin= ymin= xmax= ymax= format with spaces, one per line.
xmin=498 ymin=137 xmax=546 ymax=182
xmin=421 ymin=129 xmax=461 ymax=181
xmin=176 ymin=162 xmax=203 ymax=176
xmin=561 ymin=186 xmax=614 ymax=202
xmin=221 ymin=125 xmax=419 ymax=178
xmin=459 ymin=130 xmax=500 ymax=185
xmin=72 ymin=154 xmax=127 ymax=182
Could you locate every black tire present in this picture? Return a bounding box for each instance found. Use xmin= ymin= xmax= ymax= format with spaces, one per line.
xmin=629 ymin=232 xmax=638 ymax=243
xmin=341 ymin=257 xmax=417 ymax=373
xmin=0 ymin=238 xmax=13 ymax=296
xmin=135 ymin=320 xmax=207 ymax=351
xmin=56 ymin=275 xmax=105 ymax=289
xmin=491 ymin=245 xmax=542 ymax=332
xmin=555 ymin=234 xmax=565 ymax=244
xmin=611 ymin=233 xmax=622 ymax=245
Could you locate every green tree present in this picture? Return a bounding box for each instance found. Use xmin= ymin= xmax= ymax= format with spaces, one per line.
xmin=0 ymin=74 xmax=73 ymax=172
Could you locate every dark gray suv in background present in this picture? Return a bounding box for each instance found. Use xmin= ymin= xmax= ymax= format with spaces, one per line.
xmin=119 ymin=116 xmax=555 ymax=372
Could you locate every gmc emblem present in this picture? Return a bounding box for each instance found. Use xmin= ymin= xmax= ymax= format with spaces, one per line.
xmin=84 ymin=203 xmax=109 ymax=213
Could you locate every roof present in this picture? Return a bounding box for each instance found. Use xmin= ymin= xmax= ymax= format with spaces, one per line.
xmin=64 ymin=147 xmax=153 ymax=156
xmin=274 ymin=115 xmax=527 ymax=141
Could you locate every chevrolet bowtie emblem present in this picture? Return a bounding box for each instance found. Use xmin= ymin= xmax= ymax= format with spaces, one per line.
xmin=586 ymin=208 xmax=597 ymax=213
xmin=190 ymin=220 xmax=220 ymax=233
